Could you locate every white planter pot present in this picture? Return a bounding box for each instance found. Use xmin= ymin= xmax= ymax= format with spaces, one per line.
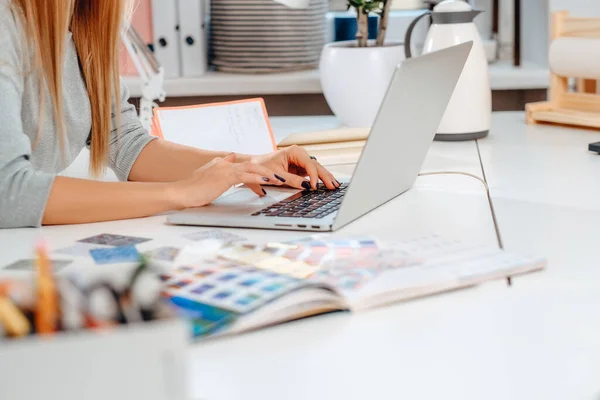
xmin=319 ymin=40 xmax=404 ymax=128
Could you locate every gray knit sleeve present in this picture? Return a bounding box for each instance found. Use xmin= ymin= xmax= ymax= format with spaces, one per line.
xmin=0 ymin=4 xmax=55 ymax=228
xmin=107 ymin=80 xmax=157 ymax=181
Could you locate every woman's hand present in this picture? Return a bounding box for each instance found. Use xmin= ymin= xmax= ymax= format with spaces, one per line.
xmin=170 ymin=153 xmax=284 ymax=209
xmin=251 ymin=145 xmax=340 ymax=191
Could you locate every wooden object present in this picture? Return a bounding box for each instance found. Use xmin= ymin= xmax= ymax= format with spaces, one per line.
xmin=526 ymin=11 xmax=600 ymax=130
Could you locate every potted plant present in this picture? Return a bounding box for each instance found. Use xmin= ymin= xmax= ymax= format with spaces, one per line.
xmin=320 ymin=0 xmax=405 ymax=128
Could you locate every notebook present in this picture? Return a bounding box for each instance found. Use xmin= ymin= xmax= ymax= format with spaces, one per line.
xmin=159 ymin=235 xmax=547 ymax=338
xmin=277 ymin=127 xmax=369 ymax=147
xmin=151 ymin=98 xmax=277 ymax=155
xmin=150 ymin=98 xmax=370 ymax=164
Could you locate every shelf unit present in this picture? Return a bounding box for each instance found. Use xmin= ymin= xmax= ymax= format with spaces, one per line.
xmin=123 ymin=61 xmax=550 ymax=98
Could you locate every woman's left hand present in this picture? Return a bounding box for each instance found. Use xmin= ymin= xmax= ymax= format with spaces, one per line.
xmin=251 ymin=145 xmax=340 ymax=191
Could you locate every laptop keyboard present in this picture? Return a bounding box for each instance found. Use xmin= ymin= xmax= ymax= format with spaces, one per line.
xmin=251 ymin=183 xmax=348 ymax=219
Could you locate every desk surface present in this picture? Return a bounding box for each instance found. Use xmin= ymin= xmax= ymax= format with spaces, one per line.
xmin=1 ymin=113 xmax=598 ymax=400
xmin=189 ymin=113 xmax=600 ymax=400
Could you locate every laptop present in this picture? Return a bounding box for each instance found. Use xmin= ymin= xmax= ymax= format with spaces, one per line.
xmin=167 ymin=42 xmax=473 ymax=232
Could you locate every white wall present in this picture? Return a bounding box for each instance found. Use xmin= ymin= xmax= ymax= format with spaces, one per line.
xmin=550 ymin=0 xmax=600 ymax=16
xmin=522 ymin=0 xmax=600 ymax=67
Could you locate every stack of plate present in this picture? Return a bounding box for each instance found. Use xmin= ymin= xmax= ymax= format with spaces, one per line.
xmin=210 ymin=0 xmax=328 ymax=73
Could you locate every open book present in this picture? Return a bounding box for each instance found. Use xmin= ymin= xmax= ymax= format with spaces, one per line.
xmin=159 ymin=235 xmax=546 ymax=338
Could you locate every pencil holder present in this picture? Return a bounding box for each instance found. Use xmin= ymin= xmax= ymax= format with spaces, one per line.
xmin=0 ymin=319 xmax=190 ymax=400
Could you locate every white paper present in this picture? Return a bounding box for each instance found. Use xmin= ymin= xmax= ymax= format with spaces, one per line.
xmin=155 ymin=100 xmax=276 ymax=155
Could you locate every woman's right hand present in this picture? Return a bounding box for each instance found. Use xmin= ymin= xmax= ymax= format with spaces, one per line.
xmin=169 ymin=153 xmax=285 ymax=209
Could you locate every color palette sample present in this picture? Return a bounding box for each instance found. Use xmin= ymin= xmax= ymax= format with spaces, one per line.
xmin=89 ymin=246 xmax=141 ymax=265
xmin=322 ymin=248 xmax=422 ymax=272
xmin=282 ymin=237 xmax=380 ymax=266
xmin=144 ymin=246 xmax=181 ymax=262
xmin=161 ymin=261 xmax=303 ymax=315
xmin=78 ymin=234 xmax=151 ymax=247
xmin=159 ymin=236 xmax=421 ymax=337
xmin=2 ymin=259 xmax=72 ymax=272
xmin=218 ymin=246 xmax=320 ymax=279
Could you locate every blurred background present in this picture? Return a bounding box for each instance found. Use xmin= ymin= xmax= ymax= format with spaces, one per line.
xmin=120 ymin=0 xmax=600 ymax=115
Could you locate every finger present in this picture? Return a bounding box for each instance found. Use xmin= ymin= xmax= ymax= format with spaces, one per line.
xmin=237 ymin=162 xmax=284 ymax=186
xmin=302 ymin=160 xmax=321 ymax=190
xmin=285 ymin=146 xmax=323 ymax=189
xmin=275 ymin=170 xmax=311 ymax=191
xmin=315 ymin=163 xmax=338 ymax=190
xmin=236 ymin=172 xmax=274 ymax=192
xmin=245 ymin=183 xmax=266 ymax=197
xmin=224 ymin=153 xmax=236 ymax=163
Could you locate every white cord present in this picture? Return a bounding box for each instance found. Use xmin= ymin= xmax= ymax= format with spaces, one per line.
xmin=418 ymin=170 xmax=504 ymax=250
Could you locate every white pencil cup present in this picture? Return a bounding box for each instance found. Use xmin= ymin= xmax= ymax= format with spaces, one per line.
xmin=0 ymin=319 xmax=190 ymax=400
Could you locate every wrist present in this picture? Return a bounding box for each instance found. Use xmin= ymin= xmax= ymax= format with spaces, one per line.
xmin=164 ymin=182 xmax=185 ymax=210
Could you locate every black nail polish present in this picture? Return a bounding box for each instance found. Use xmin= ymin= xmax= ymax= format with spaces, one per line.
xmin=332 ymin=181 xmax=338 ymax=189
xmin=336 ymin=180 xmax=342 ymax=187
xmin=262 ymin=177 xmax=270 ymax=182
xmin=275 ymin=174 xmax=286 ymax=183
xmin=301 ymin=181 xmax=311 ymax=190
xmin=262 ymin=188 xmax=267 ymax=195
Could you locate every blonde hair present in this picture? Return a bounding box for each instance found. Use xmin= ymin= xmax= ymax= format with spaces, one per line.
xmin=12 ymin=0 xmax=132 ymax=176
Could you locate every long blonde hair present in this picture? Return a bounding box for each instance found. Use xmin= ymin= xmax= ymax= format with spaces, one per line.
xmin=12 ymin=0 xmax=132 ymax=176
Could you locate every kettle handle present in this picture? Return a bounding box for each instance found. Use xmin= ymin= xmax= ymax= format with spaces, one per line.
xmin=404 ymin=11 xmax=431 ymax=59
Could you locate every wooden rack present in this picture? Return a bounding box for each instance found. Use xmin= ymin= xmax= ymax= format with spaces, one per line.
xmin=526 ymin=11 xmax=600 ymax=130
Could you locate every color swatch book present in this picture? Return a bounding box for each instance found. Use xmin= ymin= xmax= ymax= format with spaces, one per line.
xmin=160 ymin=235 xmax=547 ymax=338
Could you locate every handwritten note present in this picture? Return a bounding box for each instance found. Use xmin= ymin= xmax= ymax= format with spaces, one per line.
xmin=153 ymin=99 xmax=276 ymax=155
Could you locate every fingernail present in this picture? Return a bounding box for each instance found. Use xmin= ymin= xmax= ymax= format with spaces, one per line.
xmin=275 ymin=174 xmax=286 ymax=183
xmin=262 ymin=188 xmax=267 ymax=195
xmin=336 ymin=180 xmax=341 ymax=187
xmin=262 ymin=177 xmax=270 ymax=182
xmin=301 ymin=181 xmax=311 ymax=190
xmin=332 ymin=181 xmax=338 ymax=188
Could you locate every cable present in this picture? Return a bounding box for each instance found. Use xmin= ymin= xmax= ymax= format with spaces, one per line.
xmin=417 ymin=169 xmax=510 ymax=286
xmin=417 ymin=171 xmax=504 ymax=250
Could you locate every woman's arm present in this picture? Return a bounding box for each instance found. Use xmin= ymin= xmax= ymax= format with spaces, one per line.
xmin=127 ymin=139 xmax=251 ymax=182
xmin=41 ymin=177 xmax=177 ymax=225
xmin=109 ymin=82 xmax=253 ymax=183
xmin=114 ymin=82 xmax=336 ymax=188
xmin=42 ymin=153 xmax=284 ymax=225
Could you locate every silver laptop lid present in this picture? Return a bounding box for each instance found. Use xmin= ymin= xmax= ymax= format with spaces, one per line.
xmin=332 ymin=42 xmax=473 ymax=231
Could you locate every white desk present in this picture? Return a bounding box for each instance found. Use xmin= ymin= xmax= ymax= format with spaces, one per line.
xmin=2 ymin=113 xmax=596 ymax=400
xmin=478 ymin=112 xmax=600 ymax=211
xmin=189 ymin=115 xmax=600 ymax=400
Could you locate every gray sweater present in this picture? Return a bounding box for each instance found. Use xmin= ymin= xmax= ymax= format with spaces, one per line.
xmin=0 ymin=0 xmax=155 ymax=228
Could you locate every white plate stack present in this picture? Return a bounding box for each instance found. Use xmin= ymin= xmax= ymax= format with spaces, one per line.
xmin=210 ymin=0 xmax=328 ymax=73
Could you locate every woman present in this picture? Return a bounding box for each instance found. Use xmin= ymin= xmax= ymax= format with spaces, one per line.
xmin=0 ymin=0 xmax=339 ymax=229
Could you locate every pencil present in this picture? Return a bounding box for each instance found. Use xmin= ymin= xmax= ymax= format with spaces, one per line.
xmin=35 ymin=242 xmax=59 ymax=335
xmin=0 ymin=294 xmax=30 ymax=338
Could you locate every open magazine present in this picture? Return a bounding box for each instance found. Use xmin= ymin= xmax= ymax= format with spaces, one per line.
xmin=159 ymin=236 xmax=547 ymax=338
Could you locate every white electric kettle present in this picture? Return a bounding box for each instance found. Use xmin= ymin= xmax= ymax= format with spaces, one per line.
xmin=405 ymin=0 xmax=491 ymax=141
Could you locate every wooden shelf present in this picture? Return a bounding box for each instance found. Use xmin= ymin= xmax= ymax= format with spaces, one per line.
xmin=123 ymin=61 xmax=550 ymax=98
